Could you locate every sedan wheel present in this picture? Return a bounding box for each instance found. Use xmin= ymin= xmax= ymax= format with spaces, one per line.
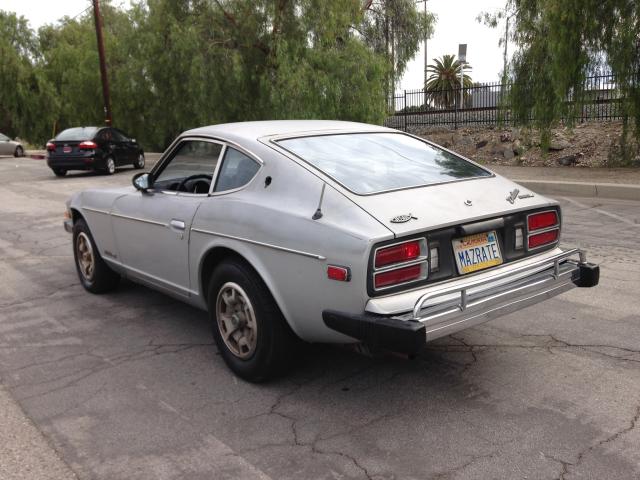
xmin=104 ymin=156 xmax=116 ymax=175
xmin=216 ymin=282 xmax=259 ymax=359
xmin=134 ymin=153 xmax=145 ymax=169
xmin=14 ymin=146 xmax=24 ymax=157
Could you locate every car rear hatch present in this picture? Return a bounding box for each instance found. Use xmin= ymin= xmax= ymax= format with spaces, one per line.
xmin=348 ymin=174 xmax=562 ymax=296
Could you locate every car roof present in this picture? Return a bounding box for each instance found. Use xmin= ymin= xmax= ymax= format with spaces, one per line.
xmin=183 ymin=120 xmax=394 ymax=143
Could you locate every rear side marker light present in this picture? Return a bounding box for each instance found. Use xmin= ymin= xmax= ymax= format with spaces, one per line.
xmin=528 ymin=211 xmax=558 ymax=231
xmin=327 ymin=265 xmax=350 ymax=282
xmin=79 ymin=141 xmax=97 ymax=150
xmin=374 ymin=264 xmax=423 ymax=289
xmin=375 ymin=240 xmax=421 ymax=268
xmin=528 ymin=229 xmax=559 ymax=249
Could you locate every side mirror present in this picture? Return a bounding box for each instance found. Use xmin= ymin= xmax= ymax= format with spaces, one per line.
xmin=132 ymin=172 xmax=151 ymax=192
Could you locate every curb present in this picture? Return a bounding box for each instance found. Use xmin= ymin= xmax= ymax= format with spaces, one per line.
xmin=516 ymin=180 xmax=640 ymax=201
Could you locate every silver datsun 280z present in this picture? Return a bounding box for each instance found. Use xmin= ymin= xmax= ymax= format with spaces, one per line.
xmin=64 ymin=120 xmax=599 ymax=381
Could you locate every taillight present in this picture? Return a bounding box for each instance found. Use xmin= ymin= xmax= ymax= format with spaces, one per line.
xmin=527 ymin=210 xmax=560 ymax=250
xmin=528 ymin=229 xmax=559 ymax=249
xmin=79 ymin=141 xmax=97 ymax=150
xmin=527 ymin=211 xmax=558 ymax=231
xmin=372 ymin=238 xmax=427 ymax=290
xmin=46 ymin=142 xmax=56 ymax=151
xmin=374 ymin=264 xmax=424 ymax=289
xmin=375 ymin=240 xmax=421 ymax=268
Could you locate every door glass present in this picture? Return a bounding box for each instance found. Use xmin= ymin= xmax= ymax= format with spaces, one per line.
xmin=214 ymin=148 xmax=260 ymax=192
xmin=154 ymin=140 xmax=222 ymax=193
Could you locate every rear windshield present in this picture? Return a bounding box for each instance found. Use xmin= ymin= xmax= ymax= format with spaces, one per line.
xmin=56 ymin=127 xmax=98 ymax=141
xmin=277 ymin=132 xmax=491 ymax=195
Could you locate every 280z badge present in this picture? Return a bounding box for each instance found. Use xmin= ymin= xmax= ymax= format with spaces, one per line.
xmin=390 ymin=214 xmax=418 ymax=223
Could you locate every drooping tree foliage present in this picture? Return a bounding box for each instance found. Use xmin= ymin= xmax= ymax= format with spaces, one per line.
xmin=0 ymin=12 xmax=58 ymax=142
xmin=360 ymin=0 xmax=435 ymax=99
xmin=1 ymin=0 xmax=433 ymax=151
xmin=499 ymin=0 xmax=639 ymax=156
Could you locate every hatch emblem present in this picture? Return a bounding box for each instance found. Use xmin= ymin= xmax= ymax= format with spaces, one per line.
xmin=506 ymin=188 xmax=520 ymax=204
xmin=390 ymin=214 xmax=418 ymax=224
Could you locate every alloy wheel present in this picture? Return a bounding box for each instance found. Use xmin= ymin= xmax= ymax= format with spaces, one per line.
xmin=76 ymin=232 xmax=95 ymax=281
xmin=107 ymin=157 xmax=115 ymax=174
xmin=216 ymin=282 xmax=258 ymax=359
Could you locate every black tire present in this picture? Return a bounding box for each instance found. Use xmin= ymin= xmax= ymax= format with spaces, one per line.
xmin=52 ymin=168 xmax=67 ymax=177
xmin=73 ymin=218 xmax=120 ymax=293
xmin=208 ymin=258 xmax=298 ymax=382
xmin=102 ymin=156 xmax=116 ymax=175
xmin=133 ymin=152 xmax=145 ymax=169
xmin=14 ymin=146 xmax=24 ymax=157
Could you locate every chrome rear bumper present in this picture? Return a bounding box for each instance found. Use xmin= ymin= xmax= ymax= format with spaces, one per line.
xmin=323 ymin=249 xmax=598 ymax=353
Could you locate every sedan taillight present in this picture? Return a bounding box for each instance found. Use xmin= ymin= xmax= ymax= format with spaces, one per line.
xmin=46 ymin=142 xmax=56 ymax=151
xmin=527 ymin=210 xmax=560 ymax=250
xmin=79 ymin=141 xmax=97 ymax=150
xmin=373 ymin=239 xmax=428 ymax=290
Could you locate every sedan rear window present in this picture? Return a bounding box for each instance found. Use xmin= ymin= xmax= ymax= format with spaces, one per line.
xmin=56 ymin=127 xmax=98 ymax=141
xmin=277 ymin=133 xmax=491 ymax=194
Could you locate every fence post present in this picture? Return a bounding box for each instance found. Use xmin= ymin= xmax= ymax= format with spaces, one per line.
xmin=454 ymin=86 xmax=458 ymax=130
xmin=403 ymin=90 xmax=407 ymax=132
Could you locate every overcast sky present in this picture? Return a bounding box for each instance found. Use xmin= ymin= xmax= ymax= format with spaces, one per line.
xmin=5 ymin=0 xmax=510 ymax=90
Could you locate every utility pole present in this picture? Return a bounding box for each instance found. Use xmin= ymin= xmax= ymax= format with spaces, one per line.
xmin=423 ymin=0 xmax=428 ymax=88
xmin=92 ymin=0 xmax=112 ymax=126
xmin=503 ymin=15 xmax=509 ymax=82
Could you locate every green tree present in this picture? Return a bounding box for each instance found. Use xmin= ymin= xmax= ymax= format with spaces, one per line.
xmin=360 ymin=0 xmax=435 ymax=103
xmin=0 ymin=11 xmax=57 ymax=144
xmin=426 ymin=54 xmax=472 ymax=108
xmin=496 ymin=0 xmax=640 ymax=158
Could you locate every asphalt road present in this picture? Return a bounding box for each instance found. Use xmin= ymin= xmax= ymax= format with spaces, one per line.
xmin=1 ymin=156 xmax=639 ymax=480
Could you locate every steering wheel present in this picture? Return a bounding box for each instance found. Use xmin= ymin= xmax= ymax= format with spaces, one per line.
xmin=176 ymin=174 xmax=212 ymax=193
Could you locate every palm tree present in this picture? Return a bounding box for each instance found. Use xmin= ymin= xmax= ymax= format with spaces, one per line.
xmin=425 ymin=54 xmax=473 ymax=109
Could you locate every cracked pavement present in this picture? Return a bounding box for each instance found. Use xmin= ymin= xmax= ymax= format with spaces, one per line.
xmin=0 ymin=156 xmax=639 ymax=479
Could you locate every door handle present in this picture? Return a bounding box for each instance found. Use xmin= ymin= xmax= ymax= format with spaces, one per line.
xmin=169 ymin=219 xmax=186 ymax=231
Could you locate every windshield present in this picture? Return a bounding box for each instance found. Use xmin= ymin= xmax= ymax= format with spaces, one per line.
xmin=56 ymin=127 xmax=98 ymax=141
xmin=277 ymin=132 xmax=491 ymax=194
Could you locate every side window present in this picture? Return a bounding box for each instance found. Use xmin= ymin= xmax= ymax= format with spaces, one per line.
xmin=154 ymin=140 xmax=222 ymax=193
xmin=110 ymin=129 xmax=127 ymax=142
xmin=214 ymin=147 xmax=260 ymax=193
xmin=113 ymin=128 xmax=129 ymax=142
xmin=97 ymin=130 xmax=110 ymax=142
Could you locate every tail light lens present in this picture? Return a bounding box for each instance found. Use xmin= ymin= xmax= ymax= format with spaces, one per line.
xmin=375 ymin=240 xmax=421 ymax=268
xmin=527 ymin=211 xmax=558 ymax=231
xmin=46 ymin=142 xmax=56 ymax=151
xmin=528 ymin=229 xmax=559 ymax=249
xmin=527 ymin=210 xmax=560 ymax=249
xmin=79 ymin=141 xmax=97 ymax=150
xmin=373 ymin=238 xmax=427 ymax=290
xmin=374 ymin=264 xmax=424 ymax=289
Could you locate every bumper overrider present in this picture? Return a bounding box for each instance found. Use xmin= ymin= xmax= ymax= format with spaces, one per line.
xmin=323 ymin=249 xmax=599 ymax=354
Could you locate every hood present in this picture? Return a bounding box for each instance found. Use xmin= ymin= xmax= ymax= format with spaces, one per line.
xmin=348 ymin=174 xmax=556 ymax=237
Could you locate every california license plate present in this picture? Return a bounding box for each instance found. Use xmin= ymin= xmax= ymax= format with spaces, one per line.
xmin=452 ymin=231 xmax=503 ymax=274
xmin=63 ymin=146 xmax=72 ymax=153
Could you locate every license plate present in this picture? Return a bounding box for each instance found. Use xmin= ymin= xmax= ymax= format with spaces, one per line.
xmin=452 ymin=231 xmax=503 ymax=275
xmin=63 ymin=146 xmax=72 ymax=153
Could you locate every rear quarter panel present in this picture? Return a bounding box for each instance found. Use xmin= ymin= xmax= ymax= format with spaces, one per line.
xmin=190 ymin=153 xmax=393 ymax=343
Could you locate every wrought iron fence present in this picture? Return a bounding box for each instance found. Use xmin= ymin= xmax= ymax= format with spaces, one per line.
xmin=385 ymin=74 xmax=623 ymax=131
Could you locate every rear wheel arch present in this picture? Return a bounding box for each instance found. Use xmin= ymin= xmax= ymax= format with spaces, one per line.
xmin=198 ymin=247 xmax=296 ymax=330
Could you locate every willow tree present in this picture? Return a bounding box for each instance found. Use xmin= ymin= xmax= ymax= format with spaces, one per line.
xmin=503 ymin=0 xmax=639 ymax=159
xmin=0 ymin=11 xmax=57 ymax=143
xmin=360 ymin=0 xmax=435 ymax=102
